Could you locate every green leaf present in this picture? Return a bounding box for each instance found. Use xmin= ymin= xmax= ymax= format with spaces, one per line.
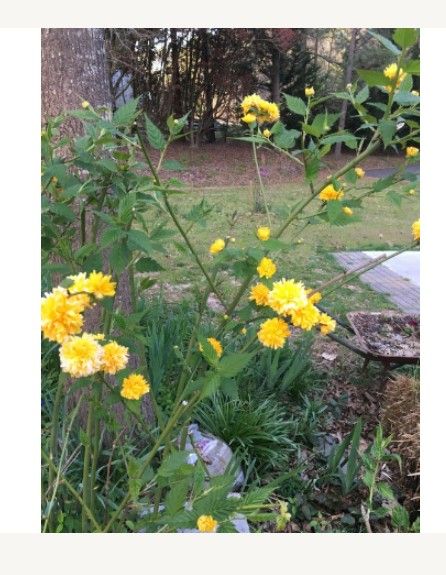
xmin=392 ymin=504 xmax=410 ymax=531
xmin=48 ymin=203 xmax=76 ymax=221
xmin=83 ymin=252 xmax=103 ymax=273
xmin=200 ymin=373 xmax=221 ymax=399
xmin=283 ymin=93 xmax=307 ymax=116
xmin=378 ymin=119 xmax=396 ymax=148
xmin=377 ymin=482 xmax=395 ymax=501
xmin=393 ymin=91 xmax=419 ymax=106
xmin=357 ymin=69 xmax=388 ymax=87
xmin=355 ymin=85 xmax=369 ymax=104
xmin=273 ymin=127 xmax=300 ymax=149
xmin=165 ymin=479 xmax=190 ymax=515
xmin=167 ymin=112 xmax=190 ymax=136
xmin=233 ymin=135 xmax=265 ymax=144
xmin=218 ymin=352 xmax=253 ymax=378
xmin=404 ymin=59 xmax=420 ymax=75
xmin=139 ymin=278 xmax=157 ymax=291
xmin=135 ymin=256 xmax=164 ymax=272
xmin=127 ymin=229 xmax=153 ymax=254
xmin=112 ymin=98 xmax=140 ymax=127
xmin=343 ymin=418 xmax=363 ymax=494
xmin=158 ymin=451 xmax=190 ymax=478
xmin=100 ymin=226 xmax=126 ymax=248
xmin=393 ymin=28 xmax=418 ymax=49
xmin=386 ymin=190 xmax=402 ymax=206
xmin=110 ymin=242 xmax=130 ymax=274
xmin=144 ymin=115 xmax=167 ymax=150
xmin=368 ymin=30 xmax=401 ymax=55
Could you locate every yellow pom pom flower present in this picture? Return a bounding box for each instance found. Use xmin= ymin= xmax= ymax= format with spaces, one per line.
xmin=41 ymin=287 xmax=90 ymax=343
xmin=257 ymin=226 xmax=271 ymax=241
xmin=263 ymin=129 xmax=271 ymax=138
xmin=81 ymin=100 xmax=90 ymax=109
xmin=68 ymin=272 xmax=90 ymax=294
xmin=121 ymin=373 xmax=150 ymax=400
xmin=412 ymin=219 xmax=420 ymax=241
xmin=405 ymin=146 xmax=419 ymax=158
xmin=197 ymin=515 xmax=218 ymax=533
xmin=307 ymin=290 xmax=322 ymax=304
xmin=59 ymin=333 xmax=104 ymax=378
xmin=241 ymin=327 xmax=247 ymax=335
xmin=290 ymin=302 xmax=321 ymax=331
xmin=355 ymin=167 xmax=365 ymax=178
xmin=268 ymin=279 xmax=308 ymax=316
xmin=319 ymin=313 xmax=336 ymax=336
xmin=241 ymin=94 xmax=280 ymax=124
xmin=209 ymin=238 xmax=225 ymax=255
xmin=249 ymin=283 xmax=270 ymax=306
xmin=342 ymin=206 xmax=353 ymax=216
xmin=257 ymin=257 xmax=276 ymax=279
xmin=319 ymin=184 xmax=344 ymax=202
xmin=85 ymin=271 xmax=116 ymax=299
xmin=101 ymin=341 xmax=129 ymax=374
xmin=258 ymin=317 xmax=290 ymax=349
xmin=305 ymin=86 xmax=315 ymax=97
xmin=207 ymin=337 xmax=223 ymax=358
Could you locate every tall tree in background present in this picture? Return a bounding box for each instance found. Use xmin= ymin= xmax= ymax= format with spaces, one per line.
xmin=41 ymin=29 xmax=112 ymax=129
xmin=335 ymin=28 xmax=358 ymax=158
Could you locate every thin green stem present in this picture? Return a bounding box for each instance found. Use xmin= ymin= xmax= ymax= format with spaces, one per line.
xmin=47 ymin=371 xmax=66 ymax=529
xmin=252 ymin=140 xmax=271 ymax=226
xmin=81 ymin=389 xmax=96 ymax=532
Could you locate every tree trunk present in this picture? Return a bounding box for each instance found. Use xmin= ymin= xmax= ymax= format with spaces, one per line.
xmin=271 ymin=46 xmax=281 ymax=104
xmin=334 ymin=28 xmax=357 ymax=159
xmin=169 ymin=28 xmax=183 ymax=118
xmin=41 ymin=28 xmax=153 ymax=430
xmin=200 ymin=29 xmax=215 ymax=144
xmin=41 ymin=28 xmax=112 ymax=132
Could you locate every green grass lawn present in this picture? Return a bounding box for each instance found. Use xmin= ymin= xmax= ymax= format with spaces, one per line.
xmin=143 ymin=182 xmax=419 ymax=319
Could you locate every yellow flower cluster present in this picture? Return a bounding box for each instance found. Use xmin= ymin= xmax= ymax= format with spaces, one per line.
xmin=249 ymin=263 xmax=336 ymax=348
xmin=41 ymin=287 xmax=90 ymax=343
xmin=241 ymin=94 xmax=280 ymax=124
xmin=59 ymin=334 xmax=129 ymax=378
xmin=412 ymin=219 xmax=420 ymax=241
xmin=383 ymin=63 xmax=407 ymax=92
xmin=121 ymin=373 xmax=150 ymax=400
xmin=68 ymin=271 xmax=116 ymax=299
xmin=197 ymin=515 xmax=218 ymax=533
xmin=319 ymin=184 xmax=344 ymax=202
xmin=209 ymin=238 xmax=225 ymax=255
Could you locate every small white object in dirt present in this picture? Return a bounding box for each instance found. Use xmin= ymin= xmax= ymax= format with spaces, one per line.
xmin=181 ymin=424 xmax=245 ymax=490
xmin=321 ymin=352 xmax=338 ymax=361
xmin=206 ymin=293 xmax=225 ymax=313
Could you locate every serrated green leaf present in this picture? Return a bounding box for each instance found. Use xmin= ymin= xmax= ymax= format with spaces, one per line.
xmin=135 ymin=256 xmax=164 ymax=272
xmin=320 ymin=133 xmax=357 ymax=150
xmin=48 ymin=203 xmax=76 ymax=221
xmin=158 ymin=451 xmax=189 ymax=478
xmin=378 ymin=119 xmax=396 ymax=147
xmin=127 ymin=229 xmax=153 ymax=254
xmin=165 ymin=479 xmax=190 ymax=515
xmin=162 ymin=159 xmax=185 ymax=171
xmin=356 ymin=84 xmax=370 ymax=104
xmin=283 ymin=93 xmax=307 ymax=116
xmin=100 ymin=226 xmax=126 ymax=248
xmin=110 ymin=241 xmax=130 ymax=274
xmin=393 ymin=91 xmax=419 ymax=106
xmin=113 ymin=98 xmax=140 ymax=127
xmin=357 ymin=69 xmax=388 ymax=87
xmin=145 ymin=115 xmax=167 ymax=150
xmin=377 ymin=482 xmax=395 ymax=501
xmin=218 ymin=352 xmax=253 ymax=378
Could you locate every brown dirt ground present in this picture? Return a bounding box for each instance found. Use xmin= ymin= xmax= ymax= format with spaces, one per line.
xmin=146 ymin=141 xmax=403 ymax=188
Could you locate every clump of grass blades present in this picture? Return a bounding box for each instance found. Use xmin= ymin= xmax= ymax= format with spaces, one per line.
xmin=195 ymin=393 xmax=298 ymax=474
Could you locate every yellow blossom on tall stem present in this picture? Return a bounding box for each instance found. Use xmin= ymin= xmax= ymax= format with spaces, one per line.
xmin=412 ymin=219 xmax=420 ymax=241
xmin=383 ymin=63 xmax=407 ymax=91
xmin=41 ymin=287 xmax=90 ymax=343
xmin=257 ymin=317 xmax=290 ymax=349
xmin=101 ymin=341 xmax=129 ymax=374
xmin=59 ymin=333 xmax=104 ymax=378
xmin=121 ymin=373 xmax=150 ymax=400
xmin=268 ymin=278 xmax=308 ymax=315
xmin=85 ymin=271 xmax=116 ymax=299
xmin=257 ymin=257 xmax=276 ymax=279
xmin=240 ymin=94 xmax=280 ymax=124
xmin=209 ymin=238 xmax=225 ymax=255
xmin=355 ymin=167 xmax=365 ymax=178
xmin=241 ymin=113 xmax=256 ymax=124
xmin=197 ymin=515 xmax=218 ymax=533
xmin=406 ymin=146 xmax=419 ymax=158
xmin=207 ymin=337 xmax=223 ymax=358
xmin=290 ymin=303 xmax=321 ymax=331
xmin=249 ymin=283 xmax=270 ymax=306
xmin=257 ymin=226 xmax=271 ymax=241
xmin=319 ymin=184 xmax=344 ymax=202
xmin=305 ymin=86 xmax=315 ymax=97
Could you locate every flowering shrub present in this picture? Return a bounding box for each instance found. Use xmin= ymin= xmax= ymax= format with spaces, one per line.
xmin=41 ymin=29 xmax=420 ymax=533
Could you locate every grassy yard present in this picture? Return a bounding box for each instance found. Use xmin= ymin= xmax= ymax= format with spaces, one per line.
xmin=143 ymin=181 xmax=419 ymax=319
